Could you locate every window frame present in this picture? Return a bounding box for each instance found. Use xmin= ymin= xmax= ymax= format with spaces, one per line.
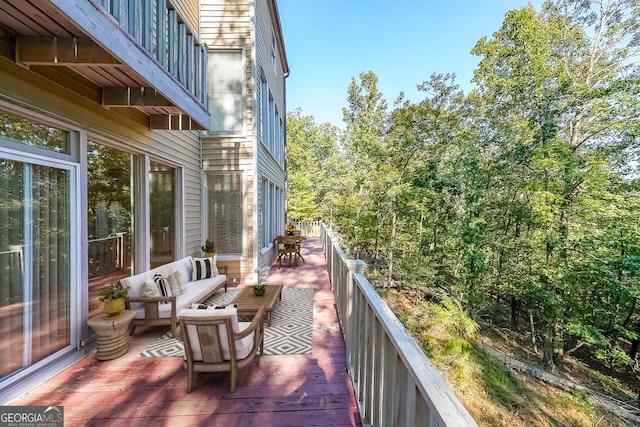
xmin=205 ymin=170 xmax=247 ymax=259
xmin=0 ymin=132 xmax=81 ymax=393
xmin=206 ymin=47 xmax=246 ymax=136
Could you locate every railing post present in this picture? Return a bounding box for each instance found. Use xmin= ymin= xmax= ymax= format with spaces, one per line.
xmin=330 ymin=237 xmax=339 ymax=290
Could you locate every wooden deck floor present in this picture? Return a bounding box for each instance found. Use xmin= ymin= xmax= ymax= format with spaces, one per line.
xmin=10 ymin=237 xmax=362 ymax=426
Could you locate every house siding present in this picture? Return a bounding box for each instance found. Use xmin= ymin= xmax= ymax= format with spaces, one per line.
xmin=200 ymin=0 xmax=255 ymax=283
xmin=170 ymin=0 xmax=200 ymax=38
xmin=254 ymin=0 xmax=286 ymax=268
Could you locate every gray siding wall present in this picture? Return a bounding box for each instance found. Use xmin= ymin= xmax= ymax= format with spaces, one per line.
xmin=200 ymin=0 xmax=255 ymax=282
xmin=255 ymin=0 xmax=286 ymax=267
xmin=199 ymin=0 xmax=287 ymax=281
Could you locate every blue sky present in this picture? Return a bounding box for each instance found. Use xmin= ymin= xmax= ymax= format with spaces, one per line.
xmin=278 ymin=0 xmax=543 ymax=128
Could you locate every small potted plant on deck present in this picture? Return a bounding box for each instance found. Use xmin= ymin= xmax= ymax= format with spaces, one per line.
xmin=252 ymin=267 xmax=270 ymax=296
xmin=96 ymin=283 xmax=129 ymax=319
xmin=202 ymin=239 xmax=215 ymax=258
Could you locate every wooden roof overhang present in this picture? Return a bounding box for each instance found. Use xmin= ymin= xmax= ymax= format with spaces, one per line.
xmin=0 ymin=0 xmax=209 ymax=131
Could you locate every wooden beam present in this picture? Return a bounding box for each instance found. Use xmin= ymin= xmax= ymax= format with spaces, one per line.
xmin=150 ymin=114 xmax=207 ymax=131
xmin=102 ymin=87 xmax=173 ymax=107
xmin=16 ymin=36 xmax=120 ymax=66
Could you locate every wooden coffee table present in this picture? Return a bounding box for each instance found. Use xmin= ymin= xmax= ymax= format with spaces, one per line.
xmin=231 ymin=284 xmax=283 ymax=326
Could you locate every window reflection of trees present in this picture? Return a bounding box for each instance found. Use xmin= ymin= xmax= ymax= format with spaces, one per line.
xmin=87 ymin=142 xmax=132 ymax=279
xmin=150 ymin=161 xmax=176 ymax=265
xmin=0 ymin=112 xmax=69 ymax=153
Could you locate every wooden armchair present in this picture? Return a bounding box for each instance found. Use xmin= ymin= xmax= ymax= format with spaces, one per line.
xmin=178 ymin=305 xmax=264 ymax=393
xmin=276 ymin=235 xmax=297 ymax=269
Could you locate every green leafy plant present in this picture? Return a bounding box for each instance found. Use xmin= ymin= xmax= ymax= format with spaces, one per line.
xmin=252 ymin=266 xmax=270 ymax=290
xmin=202 ymin=239 xmax=215 ymax=253
xmin=96 ymin=283 xmax=129 ymax=303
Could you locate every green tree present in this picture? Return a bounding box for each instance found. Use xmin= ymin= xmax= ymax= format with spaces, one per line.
xmin=286 ymin=109 xmax=340 ymax=220
xmin=472 ymin=0 xmax=640 ymax=369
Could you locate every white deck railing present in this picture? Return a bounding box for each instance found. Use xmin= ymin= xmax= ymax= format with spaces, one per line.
xmin=321 ymin=223 xmax=477 ymax=427
xmin=290 ymin=220 xmax=322 ymax=236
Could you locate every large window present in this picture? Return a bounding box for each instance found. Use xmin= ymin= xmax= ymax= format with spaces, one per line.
xmin=207 ymin=173 xmax=243 ymax=254
xmin=87 ymin=142 xmax=134 ymax=318
xmin=260 ymin=179 xmax=284 ymax=250
xmin=150 ymin=161 xmax=177 ymax=267
xmin=258 ymin=83 xmax=284 ymax=167
xmin=261 ymin=179 xmax=269 ymax=248
xmin=207 ymin=49 xmax=244 ymax=134
xmin=1 ymin=116 xmax=74 ymax=383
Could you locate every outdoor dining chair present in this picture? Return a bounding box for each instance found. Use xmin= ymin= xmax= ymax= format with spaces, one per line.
xmin=276 ymin=235 xmax=298 ymax=268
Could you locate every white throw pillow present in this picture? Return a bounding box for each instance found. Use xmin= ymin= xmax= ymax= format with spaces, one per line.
xmin=166 ymin=269 xmax=187 ymax=296
xmin=141 ymin=276 xmax=161 ymax=298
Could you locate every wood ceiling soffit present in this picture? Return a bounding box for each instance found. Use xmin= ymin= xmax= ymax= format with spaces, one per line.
xmin=16 ymin=36 xmax=120 ymax=66
xmin=150 ymin=114 xmax=206 ymax=131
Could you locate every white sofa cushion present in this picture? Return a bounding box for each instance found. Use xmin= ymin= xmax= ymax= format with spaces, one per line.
xmin=130 ymin=274 xmax=227 ymax=320
xmin=178 ymin=307 xmax=254 ymax=360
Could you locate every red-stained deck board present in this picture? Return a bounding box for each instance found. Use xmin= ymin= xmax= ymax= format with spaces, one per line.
xmin=10 ymin=237 xmax=363 ymax=426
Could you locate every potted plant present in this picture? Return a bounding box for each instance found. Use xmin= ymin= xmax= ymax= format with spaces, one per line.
xmin=251 ymin=283 xmax=266 ymax=296
xmin=202 ymin=239 xmax=215 ymax=258
xmin=252 ymin=267 xmax=269 ymax=296
xmin=96 ymin=283 xmax=129 ymax=319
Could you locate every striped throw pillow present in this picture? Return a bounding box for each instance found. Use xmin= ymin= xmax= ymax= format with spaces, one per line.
xmin=191 ymin=256 xmax=218 ymax=281
xmin=153 ymin=273 xmax=173 ymax=304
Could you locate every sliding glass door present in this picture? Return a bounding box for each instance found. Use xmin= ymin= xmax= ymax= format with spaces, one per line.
xmin=0 ymin=157 xmax=73 ymax=381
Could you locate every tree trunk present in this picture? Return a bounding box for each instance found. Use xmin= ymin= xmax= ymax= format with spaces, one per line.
xmin=418 ymin=212 xmax=424 ymax=255
xmin=529 ymin=310 xmax=538 ymax=353
xmin=543 ymin=335 xmax=555 ymax=371
xmin=553 ymin=321 xmax=564 ymax=365
xmin=388 ymin=205 xmax=397 ymax=286
xmin=630 ymin=339 xmax=639 ymax=359
xmin=510 ymin=297 xmax=519 ymax=329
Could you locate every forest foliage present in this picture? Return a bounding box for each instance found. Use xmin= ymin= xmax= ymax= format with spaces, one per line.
xmin=286 ymin=0 xmax=640 ymax=372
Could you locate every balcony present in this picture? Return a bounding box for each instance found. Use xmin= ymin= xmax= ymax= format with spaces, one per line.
xmin=10 ymin=224 xmax=476 ymax=426
xmin=0 ymin=0 xmax=208 ymax=130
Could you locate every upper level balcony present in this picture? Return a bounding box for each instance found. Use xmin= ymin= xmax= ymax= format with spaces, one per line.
xmin=0 ymin=0 xmax=208 ymax=130
xmin=9 ymin=222 xmax=476 ymax=426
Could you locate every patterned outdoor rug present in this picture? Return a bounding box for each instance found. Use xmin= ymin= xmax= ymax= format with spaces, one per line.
xmin=138 ymin=288 xmax=314 ymax=357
